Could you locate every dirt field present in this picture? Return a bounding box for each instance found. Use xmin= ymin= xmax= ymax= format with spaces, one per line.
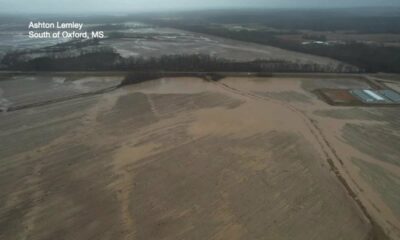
xmin=0 ymin=74 xmax=399 ymax=239
xmin=0 ymin=74 xmax=123 ymax=111
xmin=220 ymin=76 xmax=400 ymax=239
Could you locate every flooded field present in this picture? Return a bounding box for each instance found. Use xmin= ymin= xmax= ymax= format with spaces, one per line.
xmin=100 ymin=25 xmax=343 ymax=66
xmin=0 ymin=22 xmax=346 ymax=70
xmin=0 ymin=24 xmax=68 ymax=62
xmin=0 ymin=74 xmax=399 ymax=239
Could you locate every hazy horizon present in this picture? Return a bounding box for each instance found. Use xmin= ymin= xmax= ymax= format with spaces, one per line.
xmin=1 ymin=0 xmax=400 ymax=14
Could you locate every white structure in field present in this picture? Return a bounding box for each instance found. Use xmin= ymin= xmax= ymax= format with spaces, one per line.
xmin=350 ymin=89 xmax=400 ymax=104
xmin=363 ymin=90 xmax=385 ymax=101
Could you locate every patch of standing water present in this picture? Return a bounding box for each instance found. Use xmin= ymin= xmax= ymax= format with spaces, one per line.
xmin=133 ymin=78 xmax=219 ymax=94
xmin=0 ymin=87 xmax=11 ymax=111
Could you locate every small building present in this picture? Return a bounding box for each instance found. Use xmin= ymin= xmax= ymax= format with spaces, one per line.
xmin=363 ymin=90 xmax=385 ymax=101
xmin=350 ymin=89 xmax=391 ymax=104
xmin=377 ymin=90 xmax=400 ymax=103
xmin=351 ymin=90 xmax=376 ymax=103
xmin=318 ymin=87 xmax=400 ymax=106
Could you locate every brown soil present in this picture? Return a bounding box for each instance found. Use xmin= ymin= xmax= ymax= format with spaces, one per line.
xmin=0 ymin=75 xmax=398 ymax=240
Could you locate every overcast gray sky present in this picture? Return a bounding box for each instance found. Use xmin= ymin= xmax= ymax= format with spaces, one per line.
xmin=1 ymin=0 xmax=400 ymax=13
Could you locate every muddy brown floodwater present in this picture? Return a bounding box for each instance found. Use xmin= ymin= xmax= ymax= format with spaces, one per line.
xmin=0 ymin=76 xmax=399 ymax=240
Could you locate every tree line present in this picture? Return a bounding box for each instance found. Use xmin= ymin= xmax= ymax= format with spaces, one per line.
xmin=1 ymin=49 xmax=360 ymax=73
xmin=146 ymin=22 xmax=400 ymax=73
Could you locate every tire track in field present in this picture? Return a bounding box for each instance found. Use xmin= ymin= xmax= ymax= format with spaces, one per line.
xmin=212 ymin=80 xmax=393 ymax=240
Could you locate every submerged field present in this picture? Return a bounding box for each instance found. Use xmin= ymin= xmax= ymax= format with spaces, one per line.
xmin=100 ymin=25 xmax=342 ymax=66
xmin=0 ymin=73 xmax=399 ymax=239
xmin=0 ymin=22 xmax=348 ymax=71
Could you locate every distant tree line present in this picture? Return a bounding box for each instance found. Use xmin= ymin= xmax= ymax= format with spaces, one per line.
xmin=119 ymin=72 xmax=225 ymax=87
xmin=1 ymin=49 xmax=360 ymax=73
xmin=302 ymin=34 xmax=327 ymax=41
xmin=148 ymin=10 xmax=400 ymax=33
xmin=150 ymin=23 xmax=400 ymax=73
xmin=1 ymin=45 xmax=118 ymax=71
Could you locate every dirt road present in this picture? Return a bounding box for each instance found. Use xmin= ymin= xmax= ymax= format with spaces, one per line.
xmin=1 ymin=76 xmax=398 ymax=240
